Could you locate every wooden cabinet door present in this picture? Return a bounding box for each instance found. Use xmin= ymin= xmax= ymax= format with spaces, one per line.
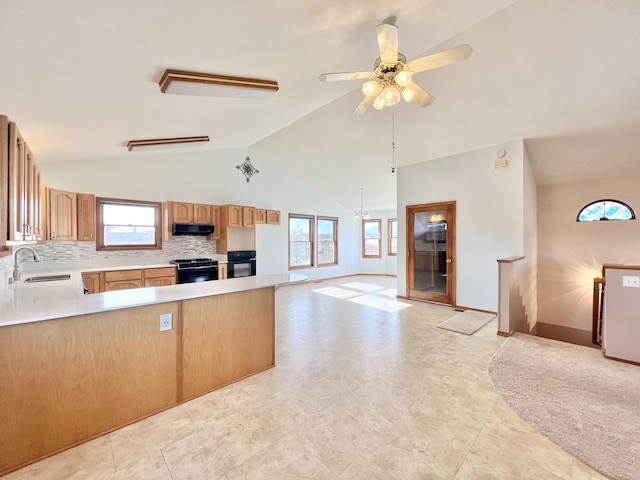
xmin=49 ymin=189 xmax=77 ymax=241
xmin=226 ymin=205 xmax=242 ymax=227
xmin=105 ymin=280 xmax=143 ymax=291
xmin=172 ymin=202 xmax=193 ymax=223
xmin=104 ymin=269 xmax=143 ymax=291
xmin=266 ymin=210 xmax=281 ymax=225
xmin=242 ymin=206 xmax=255 ymax=227
xmin=31 ymin=163 xmax=42 ymax=240
xmin=218 ymin=263 xmax=228 ymax=280
xmin=211 ymin=205 xmax=221 ymax=240
xmin=81 ymin=272 xmax=103 ymax=294
xmin=144 ymin=267 xmax=176 ymax=280
xmin=77 ymin=194 xmax=96 ymax=241
xmin=144 ymin=277 xmax=175 ymax=287
xmin=193 ymin=204 xmax=212 ymax=224
xmin=8 ymin=122 xmax=26 ymax=241
xmin=254 ymin=209 xmax=266 ymax=224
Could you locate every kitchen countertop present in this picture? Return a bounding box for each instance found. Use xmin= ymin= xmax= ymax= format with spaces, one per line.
xmin=0 ymin=266 xmax=306 ymax=327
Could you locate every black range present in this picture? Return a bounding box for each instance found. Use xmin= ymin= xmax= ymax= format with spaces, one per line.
xmin=170 ymin=257 xmax=218 ymax=284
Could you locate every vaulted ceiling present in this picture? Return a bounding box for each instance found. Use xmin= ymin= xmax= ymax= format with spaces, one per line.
xmin=2 ymin=0 xmax=639 ymax=210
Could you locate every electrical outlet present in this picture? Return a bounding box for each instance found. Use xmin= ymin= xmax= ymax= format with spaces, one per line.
xmin=622 ymin=276 xmax=640 ymax=288
xmin=159 ymin=313 xmax=172 ymax=331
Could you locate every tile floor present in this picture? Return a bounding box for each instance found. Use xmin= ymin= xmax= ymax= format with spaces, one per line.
xmin=3 ymin=275 xmax=608 ymax=480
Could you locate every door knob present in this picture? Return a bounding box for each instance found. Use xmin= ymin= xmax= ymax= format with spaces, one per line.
xmin=446 ymin=258 xmax=452 ymax=263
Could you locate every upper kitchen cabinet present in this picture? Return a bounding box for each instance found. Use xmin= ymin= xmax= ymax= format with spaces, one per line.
xmin=163 ymin=201 xmax=220 ymax=241
xmin=169 ymin=201 xmax=212 ymax=225
xmin=266 ymin=210 xmax=281 ymax=225
xmin=77 ymin=194 xmax=95 ymax=241
xmin=171 ymin=202 xmax=193 ymax=224
xmin=4 ymin=121 xmax=43 ymax=243
xmin=253 ymin=208 xmax=280 ymax=226
xmin=193 ymin=203 xmax=212 ymax=224
xmin=223 ymin=205 xmax=255 ymax=228
xmin=255 ymin=209 xmax=266 ymax=224
xmin=49 ymin=189 xmax=77 ymax=241
xmin=210 ymin=205 xmax=221 ymax=241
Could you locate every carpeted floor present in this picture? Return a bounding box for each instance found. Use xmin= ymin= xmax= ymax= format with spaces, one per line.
xmin=488 ymin=333 xmax=640 ymax=480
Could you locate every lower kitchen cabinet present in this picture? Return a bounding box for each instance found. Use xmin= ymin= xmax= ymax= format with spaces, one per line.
xmin=219 ymin=263 xmax=227 ymax=280
xmin=83 ymin=267 xmax=177 ymax=293
xmin=143 ymin=267 xmax=177 ymax=287
xmin=104 ymin=270 xmax=143 ymax=291
xmin=81 ymin=272 xmax=102 ymax=294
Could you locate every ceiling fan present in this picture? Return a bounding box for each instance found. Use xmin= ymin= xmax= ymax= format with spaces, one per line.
xmin=319 ymin=20 xmax=473 ymax=115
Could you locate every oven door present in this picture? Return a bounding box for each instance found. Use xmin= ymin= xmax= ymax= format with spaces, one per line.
xmin=228 ymin=259 xmax=256 ymax=278
xmin=176 ymin=265 xmax=218 ymax=284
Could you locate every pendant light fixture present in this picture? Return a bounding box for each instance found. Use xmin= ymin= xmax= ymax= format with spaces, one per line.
xmin=355 ymin=188 xmax=370 ymax=220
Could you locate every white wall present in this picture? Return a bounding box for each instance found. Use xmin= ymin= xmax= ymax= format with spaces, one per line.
xmin=39 ymin=147 xmax=361 ymax=280
xmin=397 ymin=140 xmax=525 ymax=311
xmin=537 ymin=175 xmax=640 ymax=331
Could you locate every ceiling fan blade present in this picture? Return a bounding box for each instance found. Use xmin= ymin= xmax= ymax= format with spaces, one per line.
xmin=406 ymin=44 xmax=473 ymax=73
xmin=376 ymin=23 xmax=398 ymax=65
xmin=403 ymin=81 xmax=435 ymax=107
xmin=319 ymin=71 xmax=375 ymax=82
xmin=353 ymin=86 xmax=383 ymax=115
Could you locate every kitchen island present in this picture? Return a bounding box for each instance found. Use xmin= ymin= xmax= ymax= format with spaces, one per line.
xmin=0 ymin=273 xmax=305 ymax=476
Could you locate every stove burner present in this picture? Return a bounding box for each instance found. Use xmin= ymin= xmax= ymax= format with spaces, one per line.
xmin=170 ymin=258 xmax=218 ymax=269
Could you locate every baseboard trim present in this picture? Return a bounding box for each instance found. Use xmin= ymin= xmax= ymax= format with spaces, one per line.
xmin=454 ymin=305 xmax=497 ymax=315
xmin=497 ymin=330 xmax=511 ymax=337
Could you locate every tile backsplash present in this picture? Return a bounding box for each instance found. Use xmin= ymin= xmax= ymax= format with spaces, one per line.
xmin=1 ymin=236 xmax=217 ymax=274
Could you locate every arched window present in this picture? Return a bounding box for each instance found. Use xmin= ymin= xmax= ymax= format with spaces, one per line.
xmin=576 ymin=199 xmax=635 ymax=222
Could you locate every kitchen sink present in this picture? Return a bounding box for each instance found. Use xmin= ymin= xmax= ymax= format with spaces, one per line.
xmin=24 ymin=274 xmax=71 ymax=283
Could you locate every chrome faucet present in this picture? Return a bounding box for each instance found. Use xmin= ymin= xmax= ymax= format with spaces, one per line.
xmin=12 ymin=246 xmax=41 ymax=282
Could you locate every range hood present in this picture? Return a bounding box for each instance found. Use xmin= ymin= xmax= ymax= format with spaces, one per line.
xmin=172 ymin=223 xmax=214 ymax=236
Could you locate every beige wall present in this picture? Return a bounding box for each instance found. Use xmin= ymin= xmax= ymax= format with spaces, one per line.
xmin=537 ymin=175 xmax=640 ymax=332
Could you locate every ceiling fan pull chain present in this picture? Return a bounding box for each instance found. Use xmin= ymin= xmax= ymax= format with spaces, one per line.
xmin=391 ymin=110 xmax=396 ymax=173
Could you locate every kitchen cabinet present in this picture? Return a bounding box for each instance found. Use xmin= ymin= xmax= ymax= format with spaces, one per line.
xmin=143 ymin=267 xmax=177 ymax=287
xmin=49 ymin=189 xmax=77 ymax=241
xmin=172 ymin=202 xmax=193 ymax=224
xmin=170 ymin=201 xmax=212 ymax=224
xmin=242 ymin=206 xmax=255 ymax=227
xmin=255 ymin=209 xmax=266 ymax=224
xmin=104 ymin=269 xmax=143 ymax=292
xmin=211 ymin=205 xmax=221 ymax=240
xmin=81 ymin=272 xmax=102 ymax=294
xmin=83 ymin=266 xmax=177 ymax=293
xmin=193 ymin=203 xmax=212 ymax=224
xmin=219 ymin=263 xmax=228 ymax=280
xmin=223 ymin=205 xmax=255 ymax=228
xmin=266 ymin=210 xmax=281 ymax=225
xmin=164 ymin=201 xmax=220 ymax=241
xmin=7 ymin=122 xmax=42 ymax=242
xmin=225 ymin=205 xmax=243 ymax=227
xmin=77 ymin=194 xmax=95 ymax=241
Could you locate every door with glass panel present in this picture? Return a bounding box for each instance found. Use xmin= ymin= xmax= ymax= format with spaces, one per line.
xmin=407 ymin=201 xmax=456 ymax=305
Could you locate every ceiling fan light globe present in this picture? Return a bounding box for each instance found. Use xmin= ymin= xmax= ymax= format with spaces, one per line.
xmin=382 ymin=85 xmax=401 ymax=106
xmin=401 ymin=86 xmax=416 ymax=102
xmin=362 ymin=80 xmax=380 ymax=96
xmin=373 ymin=94 xmax=385 ymax=110
xmin=395 ymin=70 xmax=411 ymax=87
